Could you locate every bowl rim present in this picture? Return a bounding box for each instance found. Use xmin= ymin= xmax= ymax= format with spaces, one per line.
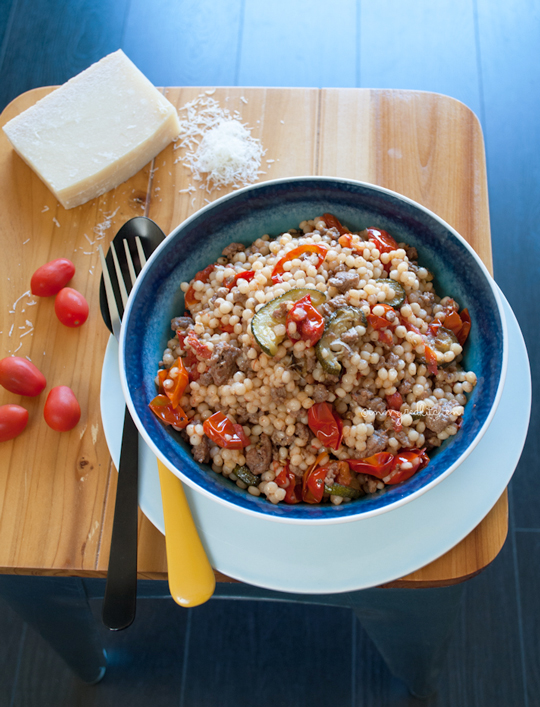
xmin=119 ymin=175 xmax=509 ymax=525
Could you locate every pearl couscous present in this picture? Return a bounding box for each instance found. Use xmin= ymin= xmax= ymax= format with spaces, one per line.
xmin=149 ymin=214 xmax=476 ymax=506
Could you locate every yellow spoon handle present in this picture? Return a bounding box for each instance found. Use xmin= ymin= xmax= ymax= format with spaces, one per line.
xmin=157 ymin=459 xmax=216 ymax=607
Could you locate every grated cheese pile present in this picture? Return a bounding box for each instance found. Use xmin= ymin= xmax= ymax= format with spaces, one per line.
xmin=174 ymin=94 xmax=265 ymax=192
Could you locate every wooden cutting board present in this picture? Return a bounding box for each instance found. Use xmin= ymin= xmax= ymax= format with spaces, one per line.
xmin=0 ymin=87 xmax=506 ymax=587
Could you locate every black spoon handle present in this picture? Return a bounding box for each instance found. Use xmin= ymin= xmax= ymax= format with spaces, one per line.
xmin=102 ymin=407 xmax=139 ymax=630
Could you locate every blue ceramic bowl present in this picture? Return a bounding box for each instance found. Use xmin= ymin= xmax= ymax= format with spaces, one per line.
xmin=119 ymin=177 xmax=508 ymax=524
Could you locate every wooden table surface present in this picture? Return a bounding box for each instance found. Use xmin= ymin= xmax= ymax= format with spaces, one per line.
xmin=0 ymin=86 xmax=507 ymax=588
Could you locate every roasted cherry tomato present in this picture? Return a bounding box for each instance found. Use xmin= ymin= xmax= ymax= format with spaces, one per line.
xmin=43 ymin=386 xmax=81 ymax=431
xmin=457 ymin=309 xmax=471 ymax=345
xmin=275 ymin=465 xmax=302 ymax=504
xmin=364 ymin=227 xmax=399 ymax=254
xmin=271 ymin=244 xmax=328 ymax=283
xmin=424 ymin=342 xmax=438 ymax=376
xmin=203 ymin=411 xmax=249 ymax=450
xmin=226 ymin=270 xmax=255 ymax=290
xmin=149 ymin=395 xmax=189 ymax=428
xmin=163 ymin=358 xmax=189 ymax=409
xmin=307 ymin=402 xmax=343 ymax=450
xmin=286 ymin=294 xmax=325 ymax=347
xmin=322 ymin=213 xmax=349 ymax=235
xmin=386 ymin=391 xmax=403 ymax=411
xmin=31 ymin=258 xmax=75 ymax=297
xmin=302 ymin=465 xmax=328 ymax=504
xmin=347 ymin=452 xmax=395 ymax=480
xmin=184 ymin=265 xmax=216 ymax=309
xmin=384 ymin=449 xmax=429 ymax=485
xmin=0 ymin=404 xmax=29 ymax=442
xmin=186 ymin=332 xmax=212 ymax=360
xmin=367 ymin=304 xmax=397 ymax=331
xmin=0 ymin=356 xmax=46 ymax=396
xmin=54 ymin=287 xmax=89 ymax=328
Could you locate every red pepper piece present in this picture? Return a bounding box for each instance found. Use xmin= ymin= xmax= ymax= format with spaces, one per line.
xmin=226 ymin=270 xmax=255 ymax=290
xmin=149 ymin=395 xmax=189 ymax=428
xmin=271 ymin=244 xmax=328 ymax=283
xmin=286 ymin=294 xmax=325 ymax=347
xmin=384 ymin=448 xmax=429 ymax=485
xmin=347 ymin=452 xmax=395 ymax=480
xmin=322 ymin=213 xmax=349 ymax=235
xmin=307 ymin=402 xmax=343 ymax=450
xmin=184 ymin=264 xmax=216 ymax=309
xmin=203 ymin=411 xmax=249 ymax=450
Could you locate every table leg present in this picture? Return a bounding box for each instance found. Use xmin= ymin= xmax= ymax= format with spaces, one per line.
xmin=350 ymin=585 xmax=465 ymax=698
xmin=0 ymin=575 xmax=107 ymax=684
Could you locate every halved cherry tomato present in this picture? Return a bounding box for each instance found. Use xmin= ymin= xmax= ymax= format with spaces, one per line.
xmin=347 ymin=452 xmax=395 ymax=480
xmin=0 ymin=356 xmax=46 ymax=396
xmin=31 ymin=258 xmax=75 ymax=297
xmin=220 ymin=324 xmax=235 ymax=334
xmin=365 ymin=228 xmax=399 ymax=255
xmin=0 ymin=404 xmax=28 ymax=442
xmin=286 ymin=294 xmax=325 ymax=347
xmin=226 ymin=270 xmax=255 ymax=290
xmin=322 ymin=213 xmax=349 ymax=235
xmin=184 ymin=265 xmax=216 ymax=309
xmin=386 ymin=391 xmax=403 ymax=411
xmin=384 ymin=448 xmax=429 ymax=485
xmin=302 ymin=465 xmax=328 ymax=504
xmin=203 ymin=411 xmax=249 ymax=449
xmin=307 ymin=402 xmax=343 ymax=450
xmin=54 ymin=287 xmax=89 ymax=328
xmin=43 ymin=386 xmax=81 ymax=431
xmin=149 ymin=394 xmax=189 ymax=428
xmin=275 ymin=465 xmax=302 ymax=504
xmin=164 ymin=358 xmax=189 ymax=409
xmin=271 ymin=244 xmax=328 ymax=283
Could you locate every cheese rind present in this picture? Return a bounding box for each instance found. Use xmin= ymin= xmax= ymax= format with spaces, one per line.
xmin=2 ymin=50 xmax=181 ymax=209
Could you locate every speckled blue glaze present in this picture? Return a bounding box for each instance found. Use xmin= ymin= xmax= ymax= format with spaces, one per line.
xmin=120 ymin=177 xmax=507 ymax=524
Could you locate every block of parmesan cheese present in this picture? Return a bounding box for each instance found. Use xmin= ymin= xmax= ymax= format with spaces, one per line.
xmin=2 ymin=50 xmax=180 ymax=209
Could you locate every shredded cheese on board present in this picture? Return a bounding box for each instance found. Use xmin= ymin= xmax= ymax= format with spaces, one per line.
xmin=174 ymin=94 xmax=265 ymax=193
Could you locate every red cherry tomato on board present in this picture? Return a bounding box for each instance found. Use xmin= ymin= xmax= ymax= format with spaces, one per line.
xmin=54 ymin=287 xmax=89 ymax=328
xmin=43 ymin=386 xmax=81 ymax=431
xmin=0 ymin=356 xmax=46 ymax=396
xmin=0 ymin=404 xmax=29 ymax=442
xmin=31 ymin=258 xmax=75 ymax=297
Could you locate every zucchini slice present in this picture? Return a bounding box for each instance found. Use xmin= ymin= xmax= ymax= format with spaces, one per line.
xmin=233 ymin=465 xmax=260 ymax=487
xmin=315 ymin=307 xmax=367 ymax=375
xmin=251 ymin=288 xmax=326 ymax=356
xmin=324 ymin=483 xmax=362 ymax=499
xmin=375 ymin=278 xmax=406 ymax=308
